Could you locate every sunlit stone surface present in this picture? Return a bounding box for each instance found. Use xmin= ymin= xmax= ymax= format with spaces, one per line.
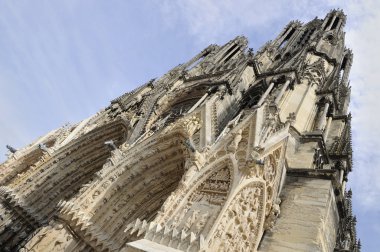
xmin=0 ymin=10 xmax=360 ymax=252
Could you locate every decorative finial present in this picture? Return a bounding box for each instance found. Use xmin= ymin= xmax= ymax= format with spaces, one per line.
xmin=347 ymin=189 xmax=352 ymax=198
xmin=6 ymin=145 xmax=17 ymax=154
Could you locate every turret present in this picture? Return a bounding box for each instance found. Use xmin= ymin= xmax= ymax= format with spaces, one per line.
xmin=315 ymin=9 xmax=347 ymax=63
xmin=322 ymin=9 xmax=346 ymax=33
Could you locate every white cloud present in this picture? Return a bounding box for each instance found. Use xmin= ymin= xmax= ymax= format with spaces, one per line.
xmin=158 ymin=0 xmax=341 ymax=45
xmin=344 ymin=1 xmax=380 ymax=209
xmin=1 ymin=0 xmax=379 ymax=247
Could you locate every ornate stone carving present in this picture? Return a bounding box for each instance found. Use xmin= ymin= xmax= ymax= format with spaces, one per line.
xmin=303 ymin=57 xmax=326 ymax=86
xmin=209 ymin=182 xmax=266 ymax=251
xmin=263 ymin=197 xmax=281 ymax=230
xmin=0 ymin=11 xmax=358 ymax=252
xmin=228 ymin=129 xmax=243 ymax=152
xmin=179 ymin=116 xmax=202 ymax=138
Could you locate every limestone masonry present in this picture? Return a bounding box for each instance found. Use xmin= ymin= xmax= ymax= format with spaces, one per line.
xmin=0 ymin=10 xmax=360 ymax=252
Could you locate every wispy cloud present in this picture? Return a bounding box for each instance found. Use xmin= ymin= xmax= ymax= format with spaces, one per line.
xmin=0 ymin=1 xmax=139 ymax=159
xmin=344 ymin=1 xmax=380 ymax=209
xmin=1 ymin=0 xmax=379 ymax=250
xmin=158 ymin=0 xmax=341 ymax=46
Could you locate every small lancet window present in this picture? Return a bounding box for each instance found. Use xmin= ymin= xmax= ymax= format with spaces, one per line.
xmin=324 ymin=16 xmax=333 ymax=30
xmin=341 ymin=56 xmax=348 ymax=70
xmin=186 ymin=51 xmax=211 ymax=71
xmin=331 ymin=17 xmax=340 ymax=30
xmin=220 ymin=43 xmax=240 ymax=63
xmin=279 ymin=29 xmax=295 ymax=49
xmin=223 ymin=46 xmax=240 ymax=62
xmin=186 ymin=57 xmax=203 ymax=71
xmin=280 ymin=27 xmax=290 ymax=37
xmin=222 ymin=44 xmax=238 ymax=59
xmin=339 ymin=56 xmax=348 ymax=81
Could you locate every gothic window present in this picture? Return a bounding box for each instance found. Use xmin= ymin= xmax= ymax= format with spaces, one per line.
xmin=158 ymin=97 xmax=201 ymax=125
xmin=186 ymin=51 xmax=211 ymax=71
xmin=186 ymin=57 xmax=204 ymax=71
xmin=313 ymin=97 xmax=333 ymax=131
xmin=151 ymin=87 xmax=208 ymax=130
xmin=331 ymin=17 xmax=340 ymax=30
xmin=324 ymin=16 xmax=333 ymax=30
xmin=279 ymin=27 xmax=289 ymax=37
xmin=278 ymin=28 xmax=295 ymax=49
xmin=339 ymin=55 xmax=348 ymax=81
xmin=221 ymin=43 xmax=240 ymax=63
xmin=324 ymin=15 xmax=341 ymax=31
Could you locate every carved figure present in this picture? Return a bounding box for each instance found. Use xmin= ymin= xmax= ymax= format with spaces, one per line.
xmin=0 ymin=11 xmax=359 ymax=252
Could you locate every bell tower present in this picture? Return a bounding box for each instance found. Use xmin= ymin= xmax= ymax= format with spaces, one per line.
xmin=0 ymin=10 xmax=359 ymax=252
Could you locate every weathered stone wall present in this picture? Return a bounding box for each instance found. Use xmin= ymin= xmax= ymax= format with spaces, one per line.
xmin=259 ymin=176 xmax=339 ymax=252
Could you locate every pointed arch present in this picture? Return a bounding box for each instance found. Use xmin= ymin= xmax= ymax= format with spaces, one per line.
xmin=71 ymin=131 xmax=190 ymax=249
xmin=152 ymin=154 xmax=236 ymax=237
xmin=208 ymin=180 xmax=267 ymax=251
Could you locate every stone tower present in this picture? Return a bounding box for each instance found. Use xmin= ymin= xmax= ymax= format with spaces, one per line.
xmin=0 ymin=10 xmax=360 ymax=252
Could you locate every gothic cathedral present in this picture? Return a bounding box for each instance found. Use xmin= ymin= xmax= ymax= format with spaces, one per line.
xmin=0 ymin=10 xmax=359 ymax=252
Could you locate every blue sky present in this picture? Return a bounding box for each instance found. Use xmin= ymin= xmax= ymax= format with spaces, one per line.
xmin=0 ymin=1 xmax=379 ymax=250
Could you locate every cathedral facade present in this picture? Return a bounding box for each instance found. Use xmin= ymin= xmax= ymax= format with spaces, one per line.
xmin=0 ymin=10 xmax=360 ymax=252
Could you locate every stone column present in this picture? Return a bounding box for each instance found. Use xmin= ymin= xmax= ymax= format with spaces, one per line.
xmin=316 ymin=102 xmax=330 ymax=130
xmin=187 ymin=93 xmax=208 ymax=114
xmin=339 ymin=169 xmax=344 ymax=184
xmin=336 ymin=18 xmax=343 ymax=31
xmin=278 ymin=28 xmax=292 ymax=46
xmin=323 ymin=116 xmax=333 ymax=139
xmin=342 ymin=180 xmax=347 ymax=193
xmin=200 ymin=102 xmax=212 ymax=148
xmin=275 ymin=79 xmax=291 ymax=105
xmin=257 ymin=82 xmax=274 ymax=106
